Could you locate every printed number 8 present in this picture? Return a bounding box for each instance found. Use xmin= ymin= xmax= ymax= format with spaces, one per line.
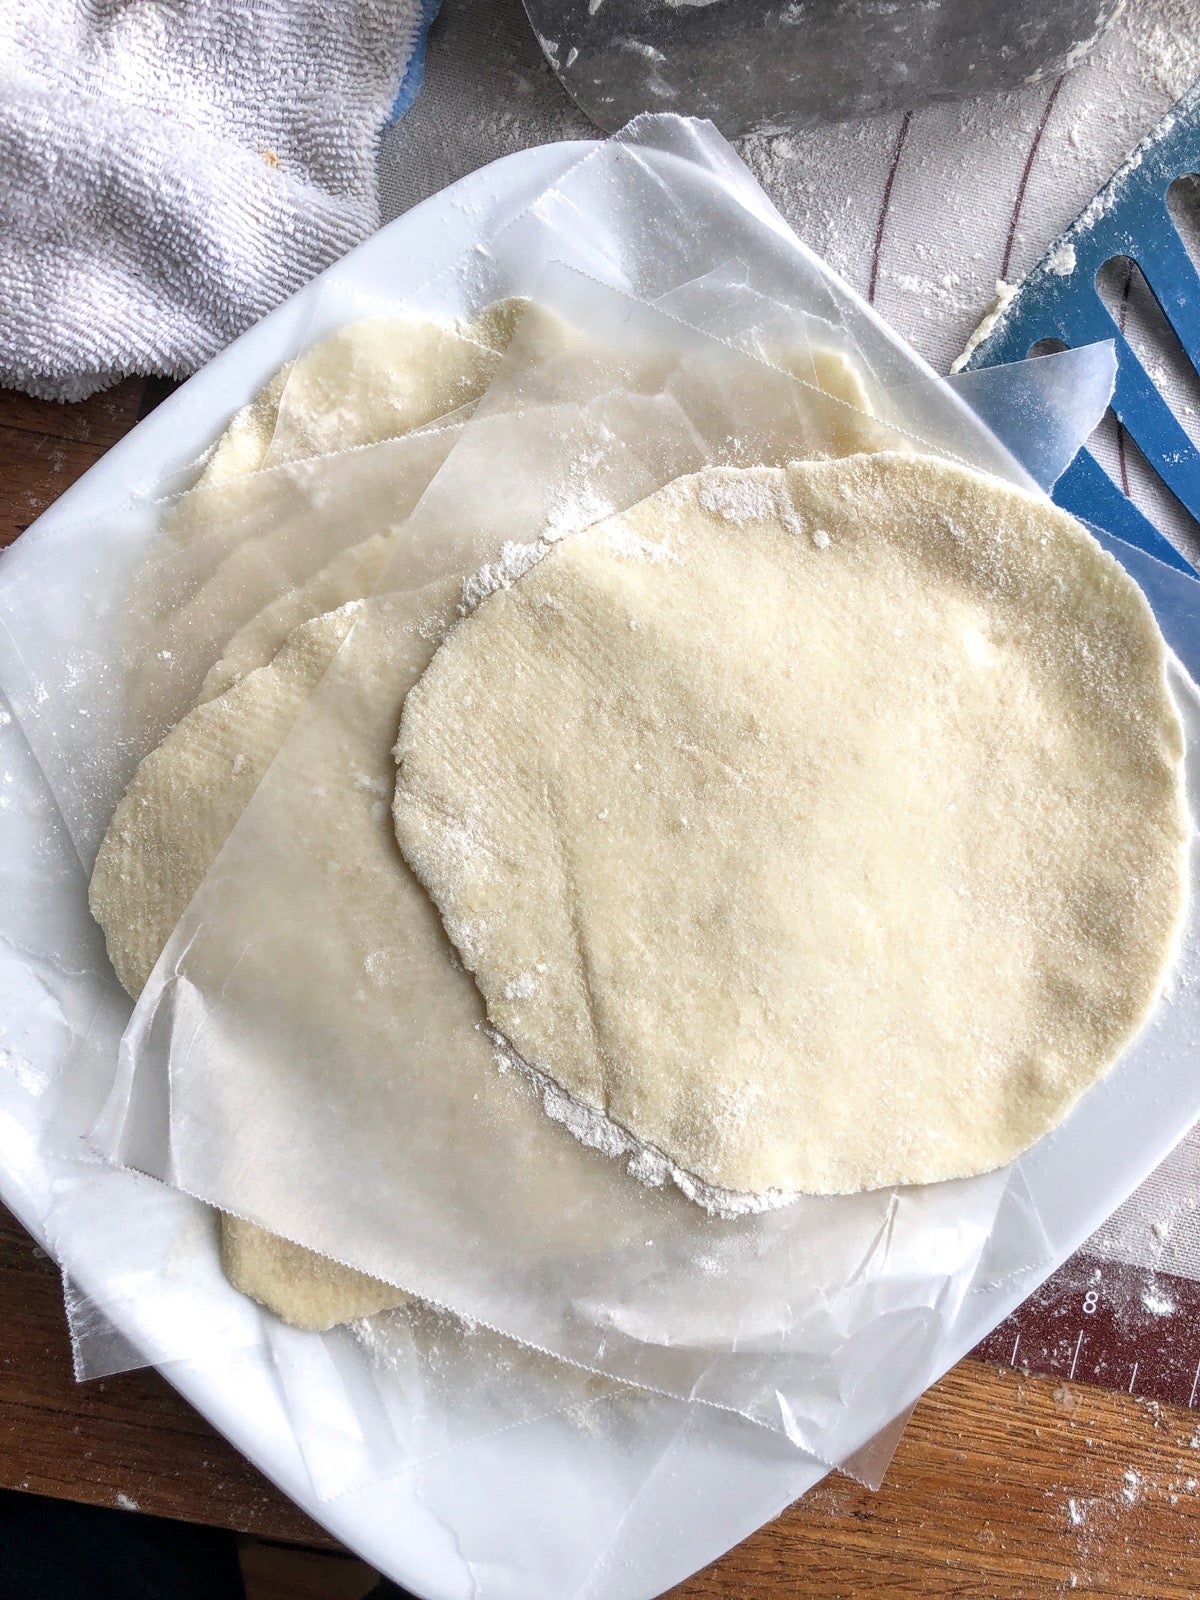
xmin=1083 ymin=1289 xmax=1099 ymax=1315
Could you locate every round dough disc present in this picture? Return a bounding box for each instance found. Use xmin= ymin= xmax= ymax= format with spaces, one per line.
xmin=393 ymin=453 xmax=1189 ymax=1200
xmin=196 ymin=299 xmax=526 ymax=486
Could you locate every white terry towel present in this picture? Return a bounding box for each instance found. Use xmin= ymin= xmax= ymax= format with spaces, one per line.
xmin=0 ymin=0 xmax=433 ymax=401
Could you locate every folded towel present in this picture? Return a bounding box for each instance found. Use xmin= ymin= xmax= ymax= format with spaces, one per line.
xmin=0 ymin=0 xmax=433 ymax=401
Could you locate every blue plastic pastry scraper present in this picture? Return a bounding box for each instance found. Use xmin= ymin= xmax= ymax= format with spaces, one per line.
xmin=962 ymin=79 xmax=1200 ymax=577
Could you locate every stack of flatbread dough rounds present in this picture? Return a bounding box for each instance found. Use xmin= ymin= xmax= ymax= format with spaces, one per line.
xmin=91 ymin=305 xmax=528 ymax=1330
xmin=89 ymin=302 xmax=1188 ymax=1327
xmin=90 ymin=305 xmax=888 ymax=1325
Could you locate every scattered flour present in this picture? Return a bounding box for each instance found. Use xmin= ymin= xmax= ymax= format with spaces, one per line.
xmin=460 ymin=492 xmax=662 ymax=611
xmin=1125 ymin=0 xmax=1200 ymax=101
xmin=1046 ymin=240 xmax=1077 ymax=277
xmin=596 ymin=524 xmax=677 ymax=565
xmin=621 ymin=39 xmax=665 ymax=62
xmin=697 ymin=472 xmax=815 ymax=545
xmin=1 ymin=1044 xmax=54 ymax=1099
xmin=698 ymin=474 xmax=780 ymax=526
xmin=544 ymin=484 xmax=615 ymax=542
xmin=1140 ymin=1285 xmax=1176 ymax=1316
xmin=364 ymin=948 xmax=397 ymax=985
xmin=460 ymin=539 xmax=551 ymax=613
xmin=353 ymin=770 xmax=391 ymax=798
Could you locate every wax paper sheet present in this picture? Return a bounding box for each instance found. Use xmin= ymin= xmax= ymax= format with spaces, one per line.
xmin=76 ymin=118 xmax=1144 ymax=1487
xmin=0 ymin=701 xmax=746 ymax=1531
xmin=0 ymin=421 xmax=469 ymax=868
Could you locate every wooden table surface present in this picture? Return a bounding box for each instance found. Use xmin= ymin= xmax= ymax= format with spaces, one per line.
xmin=4 ymin=379 xmax=1200 ymax=1598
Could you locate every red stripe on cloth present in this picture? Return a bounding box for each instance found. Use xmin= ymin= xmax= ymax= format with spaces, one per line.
xmin=868 ymin=112 xmax=913 ymax=306
xmin=1000 ymin=77 xmax=1066 ymax=281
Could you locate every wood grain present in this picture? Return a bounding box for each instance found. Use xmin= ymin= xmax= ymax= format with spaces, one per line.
xmin=3 ymin=377 xmax=1197 ymax=1597
xmin=0 ymin=1204 xmax=338 ymax=1548
xmin=0 ymin=380 xmax=147 ymax=550
xmin=669 ymin=1365 xmax=1200 ymax=1598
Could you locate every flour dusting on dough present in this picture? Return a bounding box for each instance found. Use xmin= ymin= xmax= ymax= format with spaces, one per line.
xmin=595 ymin=525 xmax=677 ymax=564
xmin=545 ymin=483 xmax=615 ymax=541
xmin=699 ymin=470 xmax=810 ymax=541
xmin=460 ymin=515 xmax=675 ymax=617
xmin=698 ymin=474 xmax=780 ymax=526
xmin=460 ymin=541 xmax=550 ymax=613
